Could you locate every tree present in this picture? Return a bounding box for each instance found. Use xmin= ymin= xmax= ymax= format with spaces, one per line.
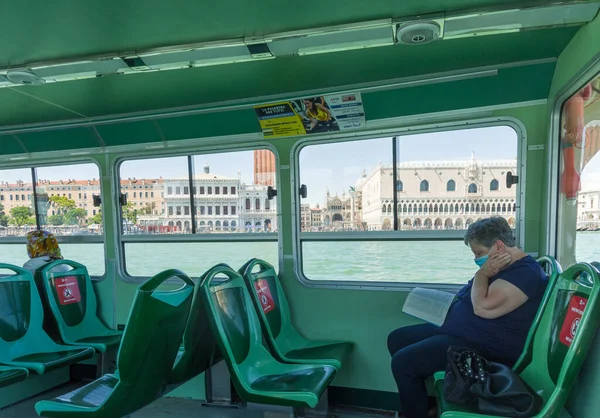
xmin=141 ymin=202 xmax=155 ymax=215
xmin=10 ymin=206 xmax=34 ymax=227
xmin=122 ymin=203 xmax=138 ymax=224
xmin=64 ymin=208 xmax=87 ymax=225
xmin=0 ymin=202 xmax=8 ymax=227
xmin=49 ymin=195 xmax=76 ymax=215
xmin=48 ymin=214 xmax=64 ymax=226
xmin=90 ymin=209 xmax=102 ymax=225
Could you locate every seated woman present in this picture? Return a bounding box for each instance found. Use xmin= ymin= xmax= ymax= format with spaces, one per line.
xmin=23 ymin=230 xmax=69 ymax=274
xmin=387 ymin=217 xmax=548 ymax=418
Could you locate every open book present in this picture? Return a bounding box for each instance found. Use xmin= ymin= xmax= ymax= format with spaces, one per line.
xmin=402 ymin=287 xmax=456 ymax=326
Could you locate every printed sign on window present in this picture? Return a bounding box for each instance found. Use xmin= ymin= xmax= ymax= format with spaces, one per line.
xmin=559 ymin=295 xmax=587 ymax=346
xmin=254 ymin=279 xmax=275 ymax=314
xmin=55 ymin=276 xmax=82 ymax=305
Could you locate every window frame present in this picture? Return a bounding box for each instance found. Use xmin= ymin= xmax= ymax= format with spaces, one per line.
xmin=0 ymin=157 xmax=107 ymax=279
xmin=547 ymin=58 xmax=600 ymax=259
xmin=291 ymin=117 xmax=527 ymax=291
xmin=113 ymin=142 xmax=281 ymax=283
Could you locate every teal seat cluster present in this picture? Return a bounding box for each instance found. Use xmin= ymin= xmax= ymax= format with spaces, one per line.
xmin=33 ymin=258 xmax=353 ymax=416
xmin=434 ymin=259 xmax=600 ymax=418
xmin=35 ymin=269 xmax=196 ymax=417
xmin=0 ymin=263 xmax=95 ymax=376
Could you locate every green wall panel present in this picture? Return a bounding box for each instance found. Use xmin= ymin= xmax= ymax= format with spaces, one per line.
xmin=157 ymin=110 xmax=260 ymax=141
xmin=17 ymin=127 xmax=100 ymax=153
xmin=97 ymin=121 xmax=163 ymax=146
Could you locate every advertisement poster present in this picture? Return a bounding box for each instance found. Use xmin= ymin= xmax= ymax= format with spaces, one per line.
xmin=254 ymin=92 xmax=365 ymax=138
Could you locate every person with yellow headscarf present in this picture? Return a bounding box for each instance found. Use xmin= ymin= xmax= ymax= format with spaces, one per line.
xmin=23 ymin=230 xmax=69 ymax=274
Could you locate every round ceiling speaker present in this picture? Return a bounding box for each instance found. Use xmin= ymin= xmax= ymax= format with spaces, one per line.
xmin=6 ymin=70 xmax=45 ymax=86
xmin=396 ymin=22 xmax=441 ymax=45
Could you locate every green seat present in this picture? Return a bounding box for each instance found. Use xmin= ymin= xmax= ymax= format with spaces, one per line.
xmin=434 ymin=262 xmax=600 ymax=418
xmin=238 ymin=258 xmax=352 ymax=371
xmin=0 ymin=366 xmax=28 ymax=388
xmin=39 ymin=260 xmax=122 ymax=353
xmin=200 ymin=264 xmax=336 ymax=408
xmin=170 ymin=265 xmax=224 ymax=385
xmin=512 ymin=255 xmax=563 ymax=373
xmin=0 ymin=263 xmax=95 ymax=375
xmin=35 ymin=269 xmax=195 ymax=417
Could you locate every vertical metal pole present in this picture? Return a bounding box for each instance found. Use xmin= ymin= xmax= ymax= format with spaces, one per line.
xmin=392 ymin=137 xmax=399 ymax=231
xmin=31 ymin=167 xmax=41 ymax=229
xmin=187 ymin=156 xmax=196 ymax=234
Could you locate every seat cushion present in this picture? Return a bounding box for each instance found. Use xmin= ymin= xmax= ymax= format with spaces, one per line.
xmin=285 ymin=342 xmax=352 ymax=369
xmin=434 ymin=371 xmax=474 ymax=415
xmin=251 ymin=365 xmax=335 ymax=394
xmin=0 ymin=367 xmax=27 ymax=388
xmin=53 ymin=375 xmax=119 ymax=408
xmin=13 ymin=347 xmax=95 ymax=373
xmin=76 ymin=335 xmax=122 ymax=350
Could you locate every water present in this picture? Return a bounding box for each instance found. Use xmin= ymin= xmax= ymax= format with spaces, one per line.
xmin=1 ymin=233 xmax=599 ymax=284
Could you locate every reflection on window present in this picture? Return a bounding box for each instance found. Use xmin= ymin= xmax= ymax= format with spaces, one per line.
xmin=298 ymin=127 xmax=518 ymax=235
xmin=119 ymin=149 xmax=277 ymax=235
xmin=557 ymin=76 xmax=600 ymax=267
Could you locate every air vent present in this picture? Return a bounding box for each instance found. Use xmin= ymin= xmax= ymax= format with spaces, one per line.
xmin=396 ymin=22 xmax=441 ymax=45
xmin=6 ymin=70 xmax=45 ymax=86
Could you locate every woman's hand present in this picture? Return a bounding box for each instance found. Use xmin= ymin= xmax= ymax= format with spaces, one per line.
xmin=479 ymin=253 xmax=511 ymax=278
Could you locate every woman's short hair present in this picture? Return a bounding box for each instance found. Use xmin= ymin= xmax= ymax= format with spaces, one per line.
xmin=463 ymin=216 xmax=515 ymax=248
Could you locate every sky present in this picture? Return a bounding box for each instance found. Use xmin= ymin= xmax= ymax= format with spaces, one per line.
xmin=0 ymin=125 xmax=598 ymax=207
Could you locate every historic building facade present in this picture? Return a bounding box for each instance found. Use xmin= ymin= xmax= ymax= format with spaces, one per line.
xmin=357 ymin=154 xmax=518 ymax=230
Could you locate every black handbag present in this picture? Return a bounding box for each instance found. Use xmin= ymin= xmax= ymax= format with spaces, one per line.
xmin=443 ymin=346 xmax=543 ymax=417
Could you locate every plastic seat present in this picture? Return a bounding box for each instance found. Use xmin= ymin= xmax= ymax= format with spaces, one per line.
xmin=200 ymin=264 xmax=336 ymax=408
xmin=434 ymin=262 xmax=600 ymax=418
xmin=35 ymin=269 xmax=195 ymax=417
xmin=512 ymin=255 xmax=562 ymax=372
xmin=38 ymin=260 xmax=122 ymax=353
xmin=0 ymin=264 xmax=95 ymax=375
xmin=239 ymin=258 xmax=352 ymax=371
xmin=0 ymin=366 xmax=28 ymax=388
xmin=169 ymin=265 xmax=224 ymax=385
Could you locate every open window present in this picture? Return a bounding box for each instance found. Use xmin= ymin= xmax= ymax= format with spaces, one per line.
xmin=118 ymin=148 xmax=279 ymax=279
xmin=296 ymin=124 xmax=520 ymax=286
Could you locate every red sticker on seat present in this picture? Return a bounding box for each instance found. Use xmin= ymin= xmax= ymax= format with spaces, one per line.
xmin=55 ymin=276 xmax=82 ymax=305
xmin=254 ymin=279 xmax=275 ymax=314
xmin=559 ymin=295 xmax=587 ymax=347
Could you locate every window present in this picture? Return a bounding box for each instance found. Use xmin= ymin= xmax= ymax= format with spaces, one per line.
xmin=447 ymin=180 xmax=456 ymax=191
xmin=298 ymin=126 xmax=518 ymax=283
xmin=168 ymin=187 xmax=173 ymax=195
xmin=490 ymin=179 xmax=499 ymax=191
xmin=468 ymin=183 xmax=478 ymax=193
xmin=556 ymin=75 xmax=600 ymax=267
xmin=396 ymin=180 xmax=403 ymax=192
xmin=120 ymin=149 xmax=278 ymax=277
xmin=0 ymin=163 xmax=105 ymax=276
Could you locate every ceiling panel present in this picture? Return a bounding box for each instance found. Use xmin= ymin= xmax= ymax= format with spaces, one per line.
xmin=0 ymin=0 xmax=551 ymax=66
xmin=0 ymin=27 xmax=578 ymax=129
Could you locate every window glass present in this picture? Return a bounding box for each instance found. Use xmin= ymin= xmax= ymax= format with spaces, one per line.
xmin=0 ymin=163 xmax=105 ymax=276
xmin=121 ymin=149 xmax=278 ymax=277
xmin=557 ymin=76 xmax=600 ymax=267
xmin=299 ymin=126 xmax=519 ymax=282
xmin=119 ymin=156 xmax=188 ymax=234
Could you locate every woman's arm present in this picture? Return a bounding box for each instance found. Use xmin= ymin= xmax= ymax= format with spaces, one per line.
xmin=470 ymin=253 xmax=528 ymax=319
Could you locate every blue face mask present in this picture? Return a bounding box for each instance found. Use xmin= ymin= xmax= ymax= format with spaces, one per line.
xmin=474 ymin=254 xmax=488 ymax=267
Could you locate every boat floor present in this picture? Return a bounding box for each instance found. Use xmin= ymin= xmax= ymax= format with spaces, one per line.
xmin=2 ymin=383 xmax=396 ymax=418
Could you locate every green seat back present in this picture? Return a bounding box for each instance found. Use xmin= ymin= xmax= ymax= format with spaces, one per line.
xmin=200 ymin=264 xmax=336 ymax=408
xmin=39 ymin=260 xmax=121 ymax=352
xmin=238 ymin=258 xmax=304 ymax=359
xmin=0 ymin=263 xmax=95 ymax=375
xmin=513 ymin=256 xmax=562 ymax=373
xmin=31 ymin=266 xmax=62 ymax=343
xmin=35 ymin=269 xmax=195 ymax=417
xmin=170 ymin=265 xmax=224 ymax=384
xmin=518 ymin=263 xmax=600 ymax=414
